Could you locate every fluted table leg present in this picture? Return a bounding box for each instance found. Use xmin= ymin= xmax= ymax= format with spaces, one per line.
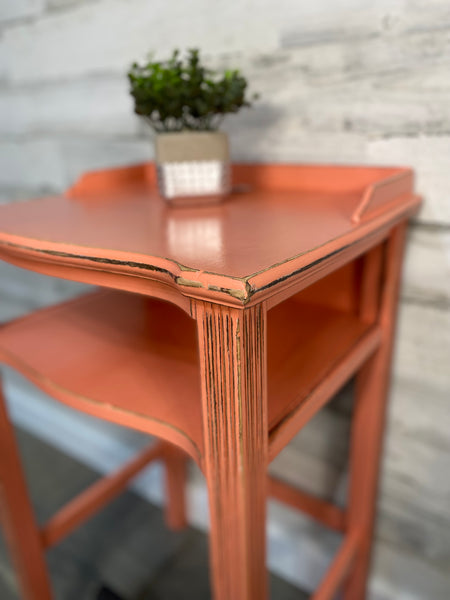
xmin=195 ymin=301 xmax=268 ymax=600
xmin=345 ymin=224 xmax=407 ymax=599
xmin=163 ymin=442 xmax=188 ymax=530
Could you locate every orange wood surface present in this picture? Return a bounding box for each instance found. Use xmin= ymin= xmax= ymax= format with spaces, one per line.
xmin=195 ymin=301 xmax=268 ymax=600
xmin=0 ymin=290 xmax=204 ymax=464
xmin=345 ymin=225 xmax=407 ymax=600
xmin=0 ymin=162 xmax=420 ymax=600
xmin=163 ymin=443 xmax=188 ymax=530
xmin=0 ymin=163 xmax=420 ymax=308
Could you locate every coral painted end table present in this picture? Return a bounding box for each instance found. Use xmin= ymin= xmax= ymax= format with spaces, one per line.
xmin=0 ymin=163 xmax=420 ymax=600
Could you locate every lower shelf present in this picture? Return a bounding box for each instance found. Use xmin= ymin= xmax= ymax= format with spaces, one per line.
xmin=0 ymin=290 xmax=379 ymax=467
xmin=0 ymin=290 xmax=203 ymax=464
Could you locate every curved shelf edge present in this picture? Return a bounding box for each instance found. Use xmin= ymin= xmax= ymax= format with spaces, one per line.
xmin=0 ymin=353 xmax=203 ymax=468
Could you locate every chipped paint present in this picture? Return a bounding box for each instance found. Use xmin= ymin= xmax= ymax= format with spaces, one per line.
xmin=176 ymin=277 xmax=204 ymax=288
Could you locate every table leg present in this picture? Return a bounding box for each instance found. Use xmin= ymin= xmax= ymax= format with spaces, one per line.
xmin=163 ymin=443 xmax=188 ymax=530
xmin=0 ymin=376 xmax=52 ymax=600
xmin=195 ymin=301 xmax=268 ymax=600
xmin=345 ymin=224 xmax=407 ymax=599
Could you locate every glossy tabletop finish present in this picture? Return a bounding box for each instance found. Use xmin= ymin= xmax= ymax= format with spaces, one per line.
xmin=0 ymin=163 xmax=420 ymax=308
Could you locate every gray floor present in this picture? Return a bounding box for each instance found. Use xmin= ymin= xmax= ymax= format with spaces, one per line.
xmin=0 ymin=428 xmax=308 ymax=599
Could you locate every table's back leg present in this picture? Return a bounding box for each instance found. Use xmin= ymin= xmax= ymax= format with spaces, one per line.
xmin=345 ymin=224 xmax=407 ymax=600
xmin=195 ymin=301 xmax=268 ymax=600
xmin=163 ymin=442 xmax=188 ymax=530
xmin=0 ymin=375 xmax=52 ymax=600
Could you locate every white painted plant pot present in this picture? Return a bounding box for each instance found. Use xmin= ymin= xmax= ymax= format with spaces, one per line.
xmin=155 ymin=131 xmax=231 ymax=203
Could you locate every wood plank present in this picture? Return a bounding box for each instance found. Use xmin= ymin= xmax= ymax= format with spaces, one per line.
xmin=382 ymin=426 xmax=450 ymax=525
xmin=367 ymin=137 xmax=450 ymax=225
xmin=403 ymin=226 xmax=450 ymax=308
xmin=371 ymin=540 xmax=450 ymax=600
xmin=394 ymin=301 xmax=450 ymax=392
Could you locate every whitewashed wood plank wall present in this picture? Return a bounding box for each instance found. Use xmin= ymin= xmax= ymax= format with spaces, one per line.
xmin=0 ymin=1 xmax=449 ymax=598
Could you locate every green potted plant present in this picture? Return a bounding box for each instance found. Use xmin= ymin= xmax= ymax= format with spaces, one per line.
xmin=128 ymin=49 xmax=256 ymax=202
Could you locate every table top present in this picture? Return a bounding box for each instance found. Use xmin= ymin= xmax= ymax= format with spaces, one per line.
xmin=0 ymin=163 xmax=420 ymax=308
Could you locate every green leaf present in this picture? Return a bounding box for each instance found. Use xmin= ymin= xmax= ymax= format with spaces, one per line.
xmin=126 ymin=48 xmax=258 ymax=132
